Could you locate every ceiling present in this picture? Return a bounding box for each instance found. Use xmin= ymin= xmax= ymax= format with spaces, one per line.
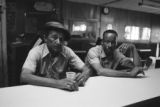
xmin=67 ymin=0 xmax=160 ymax=15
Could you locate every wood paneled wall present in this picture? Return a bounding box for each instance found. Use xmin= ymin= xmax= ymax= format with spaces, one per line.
xmin=100 ymin=7 xmax=160 ymax=43
xmin=0 ymin=0 xmax=8 ymax=87
xmin=62 ymin=1 xmax=100 ymax=38
xmin=63 ymin=2 xmax=160 ymax=43
xmin=100 ymin=8 xmax=151 ymax=41
xmin=63 ymin=1 xmax=99 ymax=20
xmin=151 ymin=14 xmax=160 ymax=43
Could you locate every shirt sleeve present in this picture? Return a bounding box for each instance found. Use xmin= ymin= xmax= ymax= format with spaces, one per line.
xmin=114 ymin=49 xmax=134 ymax=69
xmin=114 ymin=49 xmax=126 ymax=61
xmin=22 ymin=47 xmax=40 ymax=72
xmin=66 ymin=47 xmax=85 ymax=70
xmin=86 ymin=48 xmax=100 ymax=64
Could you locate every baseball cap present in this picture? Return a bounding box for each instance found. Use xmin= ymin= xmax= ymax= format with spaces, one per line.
xmin=44 ymin=21 xmax=70 ymax=41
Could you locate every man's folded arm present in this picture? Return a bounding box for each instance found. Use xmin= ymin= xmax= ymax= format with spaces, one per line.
xmin=20 ymin=68 xmax=78 ymax=91
xmin=91 ymin=63 xmax=143 ymax=77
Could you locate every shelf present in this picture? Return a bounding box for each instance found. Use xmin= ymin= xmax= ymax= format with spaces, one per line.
xmin=138 ymin=49 xmax=151 ymax=52
xmin=26 ymin=11 xmax=55 ymax=16
xmin=69 ymin=18 xmax=99 ymax=22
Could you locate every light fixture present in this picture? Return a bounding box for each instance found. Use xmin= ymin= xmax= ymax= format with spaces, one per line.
xmin=138 ymin=0 xmax=160 ymax=10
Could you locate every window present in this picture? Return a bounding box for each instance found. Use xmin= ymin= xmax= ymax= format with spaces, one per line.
xmin=125 ymin=26 xmax=140 ymax=40
xmin=72 ymin=24 xmax=87 ymax=32
xmin=106 ymin=24 xmax=113 ymax=30
xmin=124 ymin=26 xmax=151 ymax=41
xmin=70 ymin=20 xmax=97 ymax=39
xmin=71 ymin=21 xmax=87 ymax=35
xmin=142 ymin=27 xmax=151 ymax=40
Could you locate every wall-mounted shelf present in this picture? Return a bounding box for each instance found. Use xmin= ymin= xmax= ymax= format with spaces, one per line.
xmin=26 ymin=11 xmax=56 ymax=17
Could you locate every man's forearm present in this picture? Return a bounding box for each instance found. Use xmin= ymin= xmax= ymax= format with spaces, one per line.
xmin=82 ymin=65 xmax=91 ymax=76
xmin=20 ymin=72 xmax=61 ymax=88
xmin=97 ymin=68 xmax=131 ymax=77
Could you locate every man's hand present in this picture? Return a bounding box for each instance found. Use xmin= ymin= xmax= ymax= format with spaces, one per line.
xmin=129 ymin=67 xmax=145 ymax=77
xmin=75 ymin=72 xmax=90 ymax=86
xmin=120 ymin=57 xmax=134 ymax=68
xmin=57 ymin=78 xmax=78 ymax=91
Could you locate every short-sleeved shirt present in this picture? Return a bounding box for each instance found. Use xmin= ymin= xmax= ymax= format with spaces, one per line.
xmin=85 ymin=45 xmax=134 ymax=75
xmin=23 ymin=43 xmax=84 ymax=79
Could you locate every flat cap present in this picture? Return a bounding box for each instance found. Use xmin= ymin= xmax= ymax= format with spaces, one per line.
xmin=44 ymin=21 xmax=70 ymax=41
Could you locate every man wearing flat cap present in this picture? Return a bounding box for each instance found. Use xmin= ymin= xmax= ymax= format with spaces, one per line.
xmin=21 ymin=21 xmax=90 ymax=91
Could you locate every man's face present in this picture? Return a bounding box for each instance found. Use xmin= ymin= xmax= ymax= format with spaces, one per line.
xmin=45 ymin=30 xmax=63 ymax=56
xmin=102 ymin=32 xmax=117 ymax=57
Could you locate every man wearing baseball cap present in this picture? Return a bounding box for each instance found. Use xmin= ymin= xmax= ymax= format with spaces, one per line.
xmin=21 ymin=21 xmax=90 ymax=91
